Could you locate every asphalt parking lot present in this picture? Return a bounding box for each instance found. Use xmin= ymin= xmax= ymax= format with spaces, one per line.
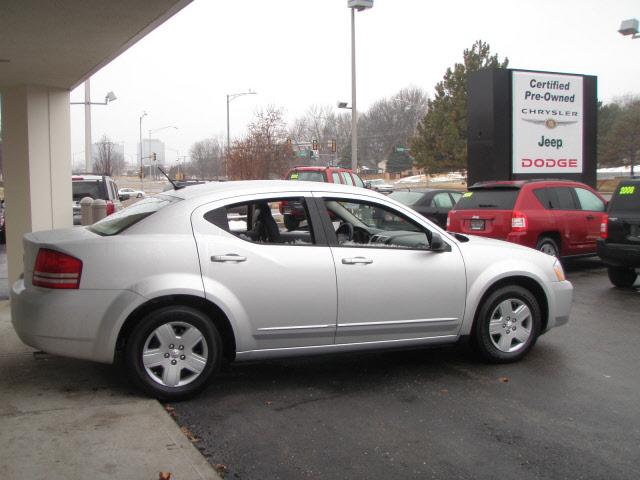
xmin=170 ymin=258 xmax=640 ymax=480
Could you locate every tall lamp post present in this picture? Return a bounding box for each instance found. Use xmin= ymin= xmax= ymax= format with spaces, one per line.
xmin=347 ymin=0 xmax=373 ymax=172
xmin=618 ymin=18 xmax=639 ymax=176
xmin=139 ymin=111 xmax=147 ymax=189
xmin=70 ymin=79 xmax=117 ymax=172
xmin=226 ymin=90 xmax=256 ymax=177
xmin=148 ymin=126 xmax=178 ymax=180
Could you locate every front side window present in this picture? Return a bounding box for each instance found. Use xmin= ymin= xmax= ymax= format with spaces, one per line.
xmin=574 ymin=188 xmax=605 ymax=212
xmin=432 ymin=192 xmax=454 ymax=208
xmin=352 ymin=174 xmax=365 ymax=188
xmin=322 ymin=198 xmax=430 ymax=250
xmin=204 ymin=197 xmax=315 ymax=245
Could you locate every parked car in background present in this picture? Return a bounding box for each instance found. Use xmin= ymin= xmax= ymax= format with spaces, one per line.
xmin=365 ymin=178 xmax=394 ymax=194
xmin=447 ymin=179 xmax=607 ymax=258
xmin=11 ymin=180 xmax=572 ymax=400
xmin=118 ymin=187 xmax=145 ymax=198
xmin=282 ymin=166 xmax=365 ymax=229
xmin=390 ymin=188 xmax=463 ymax=229
xmin=72 ymin=174 xmax=123 ymax=225
xmin=597 ymin=179 xmax=640 ymax=287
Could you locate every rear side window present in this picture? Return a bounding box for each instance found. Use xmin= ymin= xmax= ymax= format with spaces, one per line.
xmin=432 ymin=192 xmax=454 ymax=208
xmin=454 ymin=189 xmax=519 ymax=210
xmin=332 ymin=172 xmax=341 ymax=184
xmin=389 ymin=191 xmax=423 ymax=206
xmin=574 ymin=188 xmax=605 ymax=212
xmin=549 ymin=187 xmax=577 ymax=210
xmin=609 ymin=183 xmax=640 ymax=212
xmin=533 ymin=188 xmax=552 ymax=209
xmin=352 ymin=174 xmax=365 ymax=188
xmin=289 ymin=171 xmax=325 ymax=182
xmin=89 ymin=195 xmax=178 ymax=235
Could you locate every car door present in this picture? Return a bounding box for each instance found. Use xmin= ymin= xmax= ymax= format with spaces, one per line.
xmin=548 ymin=186 xmax=586 ymax=255
xmin=313 ymin=192 xmax=466 ymax=345
xmin=191 ymin=193 xmax=338 ymax=353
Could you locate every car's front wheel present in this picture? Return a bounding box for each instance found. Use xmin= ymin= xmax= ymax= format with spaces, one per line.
xmin=125 ymin=306 xmax=221 ymax=401
xmin=472 ymin=285 xmax=541 ymax=363
xmin=607 ymin=266 xmax=638 ymax=288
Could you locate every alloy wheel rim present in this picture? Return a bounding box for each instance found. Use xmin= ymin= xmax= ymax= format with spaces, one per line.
xmin=488 ymin=298 xmax=532 ymax=353
xmin=540 ymin=242 xmax=557 ymax=256
xmin=142 ymin=321 xmax=208 ymax=387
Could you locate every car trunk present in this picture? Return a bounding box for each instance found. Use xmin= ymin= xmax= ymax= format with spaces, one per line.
xmin=448 ymin=187 xmax=520 ymax=238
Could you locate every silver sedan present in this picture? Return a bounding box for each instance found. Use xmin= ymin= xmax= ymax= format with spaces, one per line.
xmin=11 ymin=181 xmax=572 ymax=400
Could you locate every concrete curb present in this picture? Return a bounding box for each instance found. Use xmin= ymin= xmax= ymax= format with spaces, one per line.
xmin=0 ymin=300 xmax=221 ymax=480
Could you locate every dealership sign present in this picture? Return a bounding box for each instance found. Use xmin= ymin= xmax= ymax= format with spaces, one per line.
xmin=512 ymin=71 xmax=583 ymax=174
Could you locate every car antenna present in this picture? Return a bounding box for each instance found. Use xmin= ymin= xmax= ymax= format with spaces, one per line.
xmin=157 ymin=166 xmax=183 ymax=190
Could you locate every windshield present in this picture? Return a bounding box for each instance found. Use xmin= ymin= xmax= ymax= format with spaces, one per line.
xmin=72 ymin=180 xmax=105 ymax=202
xmin=289 ymin=171 xmax=325 ymax=182
xmin=454 ymin=189 xmax=519 ymax=210
xmin=609 ymin=183 xmax=640 ymax=212
xmin=89 ymin=195 xmax=179 ymax=236
xmin=390 ymin=191 xmax=423 ymax=206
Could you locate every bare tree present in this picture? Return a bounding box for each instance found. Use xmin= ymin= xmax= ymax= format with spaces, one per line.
xmin=228 ymin=105 xmax=293 ymax=179
xmin=189 ymin=137 xmax=224 ymax=179
xmin=93 ymin=135 xmax=125 ymax=176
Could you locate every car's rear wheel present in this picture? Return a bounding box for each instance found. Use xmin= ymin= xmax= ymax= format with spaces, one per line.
xmin=472 ymin=285 xmax=541 ymax=363
xmin=607 ymin=266 xmax=638 ymax=288
xmin=284 ymin=215 xmax=299 ymax=231
xmin=125 ymin=306 xmax=221 ymax=401
xmin=536 ymin=236 xmax=559 ymax=257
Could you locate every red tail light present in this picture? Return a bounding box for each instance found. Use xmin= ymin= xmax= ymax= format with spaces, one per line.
xmin=106 ymin=200 xmax=115 ymax=216
xmin=446 ymin=211 xmax=452 ymax=229
xmin=600 ymin=214 xmax=608 ymax=239
xmin=511 ymin=211 xmax=528 ymax=232
xmin=33 ymin=249 xmax=82 ymax=289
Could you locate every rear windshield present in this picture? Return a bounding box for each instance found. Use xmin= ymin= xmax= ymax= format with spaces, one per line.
xmin=454 ymin=188 xmax=519 ymax=210
xmin=288 ymin=171 xmax=325 ymax=182
xmin=390 ymin=191 xmax=423 ymax=206
xmin=89 ymin=195 xmax=179 ymax=236
xmin=609 ymin=183 xmax=640 ymax=212
xmin=72 ymin=180 xmax=105 ymax=201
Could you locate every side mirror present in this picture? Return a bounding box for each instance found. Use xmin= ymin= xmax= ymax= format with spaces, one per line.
xmin=119 ymin=194 xmax=130 ymax=201
xmin=430 ymin=232 xmax=448 ymax=252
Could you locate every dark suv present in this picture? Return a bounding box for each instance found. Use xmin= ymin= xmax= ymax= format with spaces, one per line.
xmin=597 ymin=179 xmax=640 ymax=287
xmin=72 ymin=174 xmax=123 ymax=225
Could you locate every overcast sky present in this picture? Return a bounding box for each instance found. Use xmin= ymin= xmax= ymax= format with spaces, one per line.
xmin=71 ymin=0 xmax=640 ymax=168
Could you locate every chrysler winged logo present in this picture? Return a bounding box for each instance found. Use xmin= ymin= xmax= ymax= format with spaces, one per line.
xmin=523 ymin=118 xmax=578 ymax=129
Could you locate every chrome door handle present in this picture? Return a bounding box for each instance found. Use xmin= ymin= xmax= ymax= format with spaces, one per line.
xmin=211 ymin=254 xmax=247 ymax=263
xmin=342 ymin=257 xmax=373 ymax=265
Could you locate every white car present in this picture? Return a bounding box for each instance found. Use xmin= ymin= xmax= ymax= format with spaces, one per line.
xmin=11 ymin=181 xmax=573 ymax=400
xmin=365 ymin=178 xmax=394 ymax=194
xmin=118 ymin=187 xmax=145 ymax=198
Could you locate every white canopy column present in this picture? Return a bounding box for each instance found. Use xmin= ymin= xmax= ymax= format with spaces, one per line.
xmin=1 ymin=86 xmax=73 ymax=284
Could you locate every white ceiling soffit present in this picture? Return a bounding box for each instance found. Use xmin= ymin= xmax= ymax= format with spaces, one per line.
xmin=0 ymin=0 xmax=192 ymax=90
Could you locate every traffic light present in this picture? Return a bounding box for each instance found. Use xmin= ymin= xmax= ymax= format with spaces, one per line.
xmin=331 ymin=139 xmax=337 ymax=153
xmin=312 ymin=139 xmax=318 ymax=150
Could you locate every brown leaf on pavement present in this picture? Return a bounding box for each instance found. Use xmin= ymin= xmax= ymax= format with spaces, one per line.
xmin=498 ymin=377 xmax=509 ymax=383
xmin=159 ymin=472 xmax=172 ymax=480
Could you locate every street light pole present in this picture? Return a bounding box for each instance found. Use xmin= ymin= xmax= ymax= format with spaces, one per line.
xmin=139 ymin=111 xmax=147 ymax=189
xmin=225 ymin=90 xmax=256 ymax=177
xmin=618 ymin=18 xmax=639 ymax=176
xmin=347 ymin=0 xmax=373 ymax=173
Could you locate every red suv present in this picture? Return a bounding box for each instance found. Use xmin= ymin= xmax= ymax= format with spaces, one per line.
xmin=447 ymin=179 xmax=607 ymax=258
xmin=282 ymin=166 xmax=366 ymax=230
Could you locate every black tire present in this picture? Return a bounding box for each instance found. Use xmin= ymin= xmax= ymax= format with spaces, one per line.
xmin=472 ymin=285 xmax=542 ymax=363
xmin=0 ymin=229 xmax=5 ymax=245
xmin=137 ymin=193 xmax=143 ymax=198
xmin=607 ymin=266 xmax=638 ymax=288
xmin=284 ymin=215 xmax=299 ymax=231
xmin=125 ymin=305 xmax=221 ymax=401
xmin=536 ymin=236 xmax=559 ymax=257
